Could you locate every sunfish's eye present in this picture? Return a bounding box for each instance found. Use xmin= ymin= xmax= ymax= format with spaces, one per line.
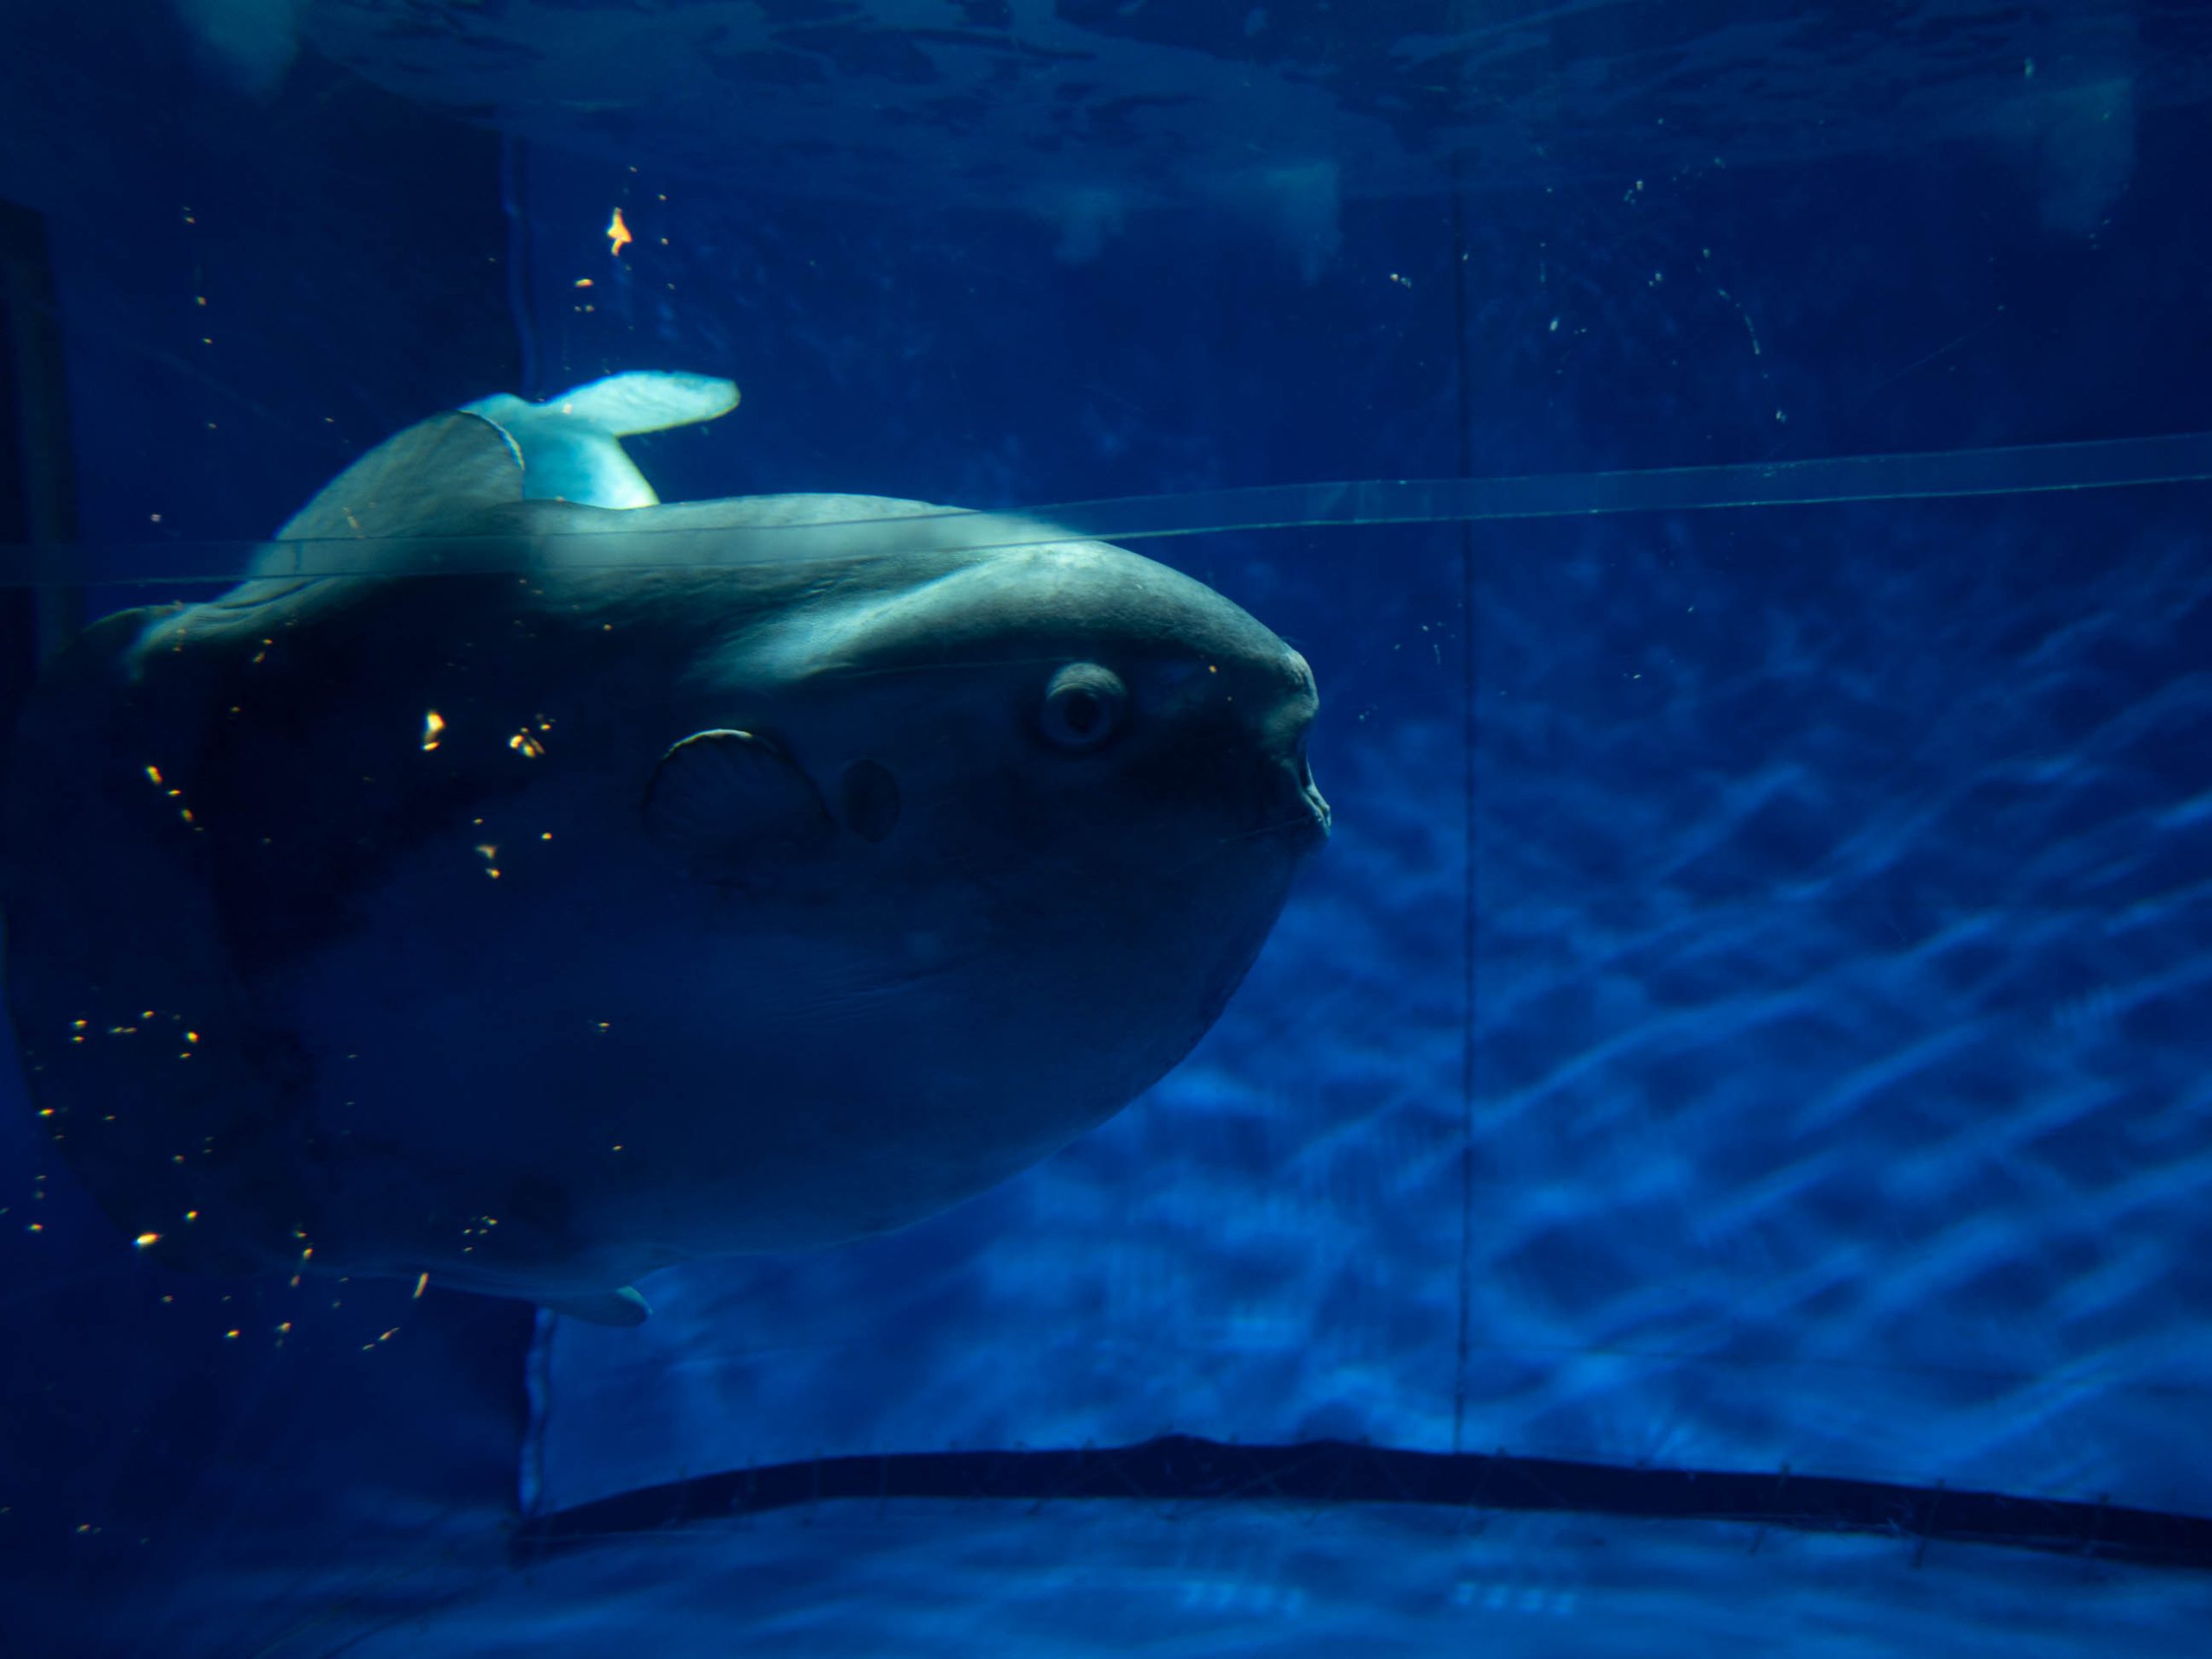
xmin=1039 ymin=663 xmax=1127 ymax=751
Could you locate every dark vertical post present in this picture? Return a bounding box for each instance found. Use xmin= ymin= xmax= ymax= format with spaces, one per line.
xmin=0 ymin=207 xmax=81 ymax=668
xmin=0 ymin=197 xmax=82 ymax=795
xmin=1447 ymin=154 xmax=1478 ymax=1457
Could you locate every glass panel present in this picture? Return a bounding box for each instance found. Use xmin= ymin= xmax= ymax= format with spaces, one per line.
xmin=5 ymin=3 xmax=2211 ymax=1653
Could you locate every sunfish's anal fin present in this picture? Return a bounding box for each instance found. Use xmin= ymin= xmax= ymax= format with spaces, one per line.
xmin=522 ymin=372 xmax=740 ymax=437
xmin=544 ymin=1286 xmax=652 ymax=1326
xmin=466 ymin=372 xmax=740 ymax=511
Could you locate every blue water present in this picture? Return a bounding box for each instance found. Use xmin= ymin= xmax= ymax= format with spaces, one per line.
xmin=4 ymin=3 xmax=2211 ymax=1653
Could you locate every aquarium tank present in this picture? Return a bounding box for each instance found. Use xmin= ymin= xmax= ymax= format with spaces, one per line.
xmin=2 ymin=2 xmax=2209 ymax=1654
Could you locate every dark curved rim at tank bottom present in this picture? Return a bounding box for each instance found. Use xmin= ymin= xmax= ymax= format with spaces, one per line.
xmin=512 ymin=1433 xmax=2212 ymax=1575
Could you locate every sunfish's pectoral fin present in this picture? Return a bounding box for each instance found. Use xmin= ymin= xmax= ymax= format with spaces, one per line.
xmin=643 ymin=728 xmax=836 ymax=883
xmin=465 ymin=372 xmax=741 ymax=510
xmin=545 ymin=1286 xmax=652 ymax=1326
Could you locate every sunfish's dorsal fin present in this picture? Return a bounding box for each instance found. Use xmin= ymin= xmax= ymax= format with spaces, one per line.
xmin=275 ymin=410 xmax=524 ymax=543
xmin=464 ymin=372 xmax=741 ymax=510
xmin=545 ymin=1287 xmax=652 ymax=1326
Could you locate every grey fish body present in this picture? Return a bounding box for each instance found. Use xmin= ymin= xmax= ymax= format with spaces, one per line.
xmin=3 ymin=397 xmax=1326 ymax=1320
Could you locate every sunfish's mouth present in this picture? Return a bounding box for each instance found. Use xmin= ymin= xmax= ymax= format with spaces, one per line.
xmin=1288 ymin=748 xmax=1331 ymax=848
xmin=1302 ymin=792 xmax=1332 ymax=843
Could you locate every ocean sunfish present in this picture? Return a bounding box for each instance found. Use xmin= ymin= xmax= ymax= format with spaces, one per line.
xmin=0 ymin=373 xmax=1329 ymax=1325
